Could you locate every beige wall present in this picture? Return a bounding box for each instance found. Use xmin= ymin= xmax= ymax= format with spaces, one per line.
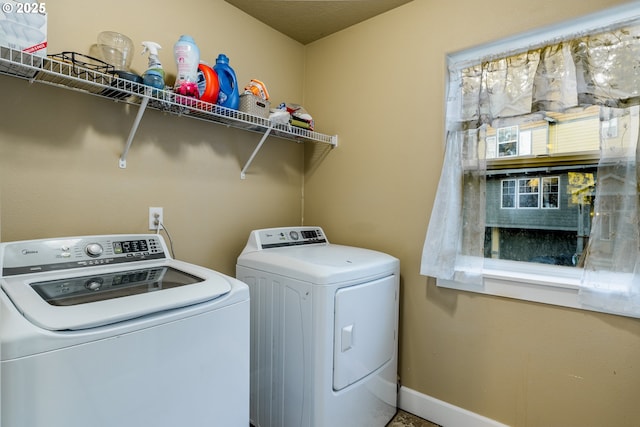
xmin=303 ymin=1 xmax=640 ymax=426
xmin=0 ymin=0 xmax=307 ymax=274
xmin=3 ymin=1 xmax=640 ymax=426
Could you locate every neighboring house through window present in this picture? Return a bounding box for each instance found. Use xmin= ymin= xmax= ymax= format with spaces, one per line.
xmin=421 ymin=3 xmax=640 ymax=318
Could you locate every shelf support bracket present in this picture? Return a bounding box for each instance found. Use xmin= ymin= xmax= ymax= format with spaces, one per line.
xmin=241 ymin=125 xmax=273 ymax=179
xmin=119 ymin=95 xmax=150 ymax=169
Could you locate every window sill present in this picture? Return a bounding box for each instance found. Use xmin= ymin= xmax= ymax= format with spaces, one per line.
xmin=437 ymin=258 xmax=585 ymax=312
xmin=436 ymin=258 xmax=640 ymax=319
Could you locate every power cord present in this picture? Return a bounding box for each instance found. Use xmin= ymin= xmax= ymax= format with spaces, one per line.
xmin=155 ymin=220 xmax=176 ymax=259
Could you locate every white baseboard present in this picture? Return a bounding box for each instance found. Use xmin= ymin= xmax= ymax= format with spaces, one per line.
xmin=398 ymin=386 xmax=510 ymax=427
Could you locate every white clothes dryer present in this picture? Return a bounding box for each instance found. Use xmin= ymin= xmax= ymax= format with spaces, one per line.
xmin=0 ymin=234 xmax=250 ymax=427
xmin=236 ymin=226 xmax=399 ymax=427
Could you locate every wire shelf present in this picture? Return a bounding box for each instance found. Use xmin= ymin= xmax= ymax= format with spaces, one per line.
xmin=0 ymin=45 xmax=338 ymax=147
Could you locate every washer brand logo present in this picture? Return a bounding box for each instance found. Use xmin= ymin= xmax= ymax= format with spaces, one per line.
xmin=21 ymin=249 xmax=38 ymax=255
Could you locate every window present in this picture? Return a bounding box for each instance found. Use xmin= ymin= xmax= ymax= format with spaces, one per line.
xmin=542 ymin=177 xmax=559 ymax=209
xmin=499 ymin=176 xmax=560 ymax=209
xmin=501 ymin=179 xmax=515 ymax=208
xmin=603 ymin=118 xmax=618 ymax=138
xmin=518 ymin=178 xmax=539 ymax=208
xmin=497 ymin=126 xmax=518 ymax=157
xmin=421 ymin=4 xmax=640 ymax=318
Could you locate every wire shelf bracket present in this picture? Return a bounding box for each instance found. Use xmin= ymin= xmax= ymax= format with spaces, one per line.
xmin=241 ymin=125 xmax=273 ymax=179
xmin=119 ymin=95 xmax=149 ymax=169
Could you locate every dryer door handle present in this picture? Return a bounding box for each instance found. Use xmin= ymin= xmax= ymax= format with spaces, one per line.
xmin=341 ymin=324 xmax=354 ymax=352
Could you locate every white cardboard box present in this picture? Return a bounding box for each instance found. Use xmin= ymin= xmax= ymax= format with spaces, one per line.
xmin=0 ymin=1 xmax=47 ymax=56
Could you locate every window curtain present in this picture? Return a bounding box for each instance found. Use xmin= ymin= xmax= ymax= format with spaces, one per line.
xmin=421 ymin=19 xmax=640 ymax=316
xmin=580 ymin=105 xmax=640 ymax=315
xmin=420 ymin=127 xmax=486 ymax=286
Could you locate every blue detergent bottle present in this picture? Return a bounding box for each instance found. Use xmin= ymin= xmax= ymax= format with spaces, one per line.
xmin=213 ymin=54 xmax=239 ymax=109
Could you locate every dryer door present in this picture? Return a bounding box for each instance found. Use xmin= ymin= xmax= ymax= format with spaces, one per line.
xmin=333 ymin=274 xmax=397 ymax=391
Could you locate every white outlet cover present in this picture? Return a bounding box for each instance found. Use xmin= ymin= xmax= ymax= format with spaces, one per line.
xmin=149 ymin=207 xmax=164 ymax=230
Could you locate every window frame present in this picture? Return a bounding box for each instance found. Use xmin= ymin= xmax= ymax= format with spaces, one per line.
xmin=500 ymin=179 xmax=516 ymax=209
xmin=541 ymin=176 xmax=560 ymax=209
xmin=497 ymin=125 xmax=519 ymax=157
xmin=517 ymin=177 xmax=540 ymax=209
xmin=437 ymin=3 xmax=640 ymax=316
xmin=499 ymin=175 xmax=561 ymax=210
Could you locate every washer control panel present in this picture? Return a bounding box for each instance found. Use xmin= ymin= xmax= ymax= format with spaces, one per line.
xmin=1 ymin=234 xmax=167 ymax=276
xmin=246 ymin=227 xmax=328 ymax=250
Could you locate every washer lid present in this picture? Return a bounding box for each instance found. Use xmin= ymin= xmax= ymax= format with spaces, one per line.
xmin=2 ymin=260 xmax=232 ymax=330
xmin=237 ymin=244 xmax=398 ymax=284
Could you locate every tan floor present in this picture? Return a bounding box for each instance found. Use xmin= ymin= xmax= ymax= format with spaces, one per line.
xmin=249 ymin=409 xmax=439 ymax=427
xmin=387 ymin=410 xmax=441 ymax=427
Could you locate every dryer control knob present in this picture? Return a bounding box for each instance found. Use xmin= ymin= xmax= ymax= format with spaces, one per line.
xmin=85 ymin=243 xmax=103 ymax=258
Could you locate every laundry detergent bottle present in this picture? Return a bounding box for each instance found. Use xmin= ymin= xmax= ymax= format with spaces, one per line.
xmin=213 ymin=54 xmax=239 ymax=109
xmin=173 ymin=35 xmax=200 ymax=98
xmin=197 ymin=62 xmax=220 ymax=104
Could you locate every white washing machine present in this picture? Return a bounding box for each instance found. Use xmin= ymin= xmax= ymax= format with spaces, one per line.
xmin=0 ymin=234 xmax=250 ymax=427
xmin=236 ymin=226 xmax=399 ymax=427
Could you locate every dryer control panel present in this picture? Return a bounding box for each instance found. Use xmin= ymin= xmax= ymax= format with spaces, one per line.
xmin=244 ymin=227 xmax=328 ymax=251
xmin=1 ymin=234 xmax=168 ymax=276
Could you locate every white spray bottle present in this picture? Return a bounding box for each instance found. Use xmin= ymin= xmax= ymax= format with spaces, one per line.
xmin=141 ymin=41 xmax=165 ymax=91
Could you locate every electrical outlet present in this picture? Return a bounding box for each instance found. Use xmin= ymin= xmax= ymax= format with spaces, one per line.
xmin=149 ymin=207 xmax=164 ymax=230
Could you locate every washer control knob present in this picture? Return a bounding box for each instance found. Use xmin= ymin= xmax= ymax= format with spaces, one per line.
xmin=85 ymin=278 xmax=103 ymax=291
xmin=85 ymin=243 xmax=103 ymax=258
xmin=289 ymin=231 xmax=299 ymax=240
